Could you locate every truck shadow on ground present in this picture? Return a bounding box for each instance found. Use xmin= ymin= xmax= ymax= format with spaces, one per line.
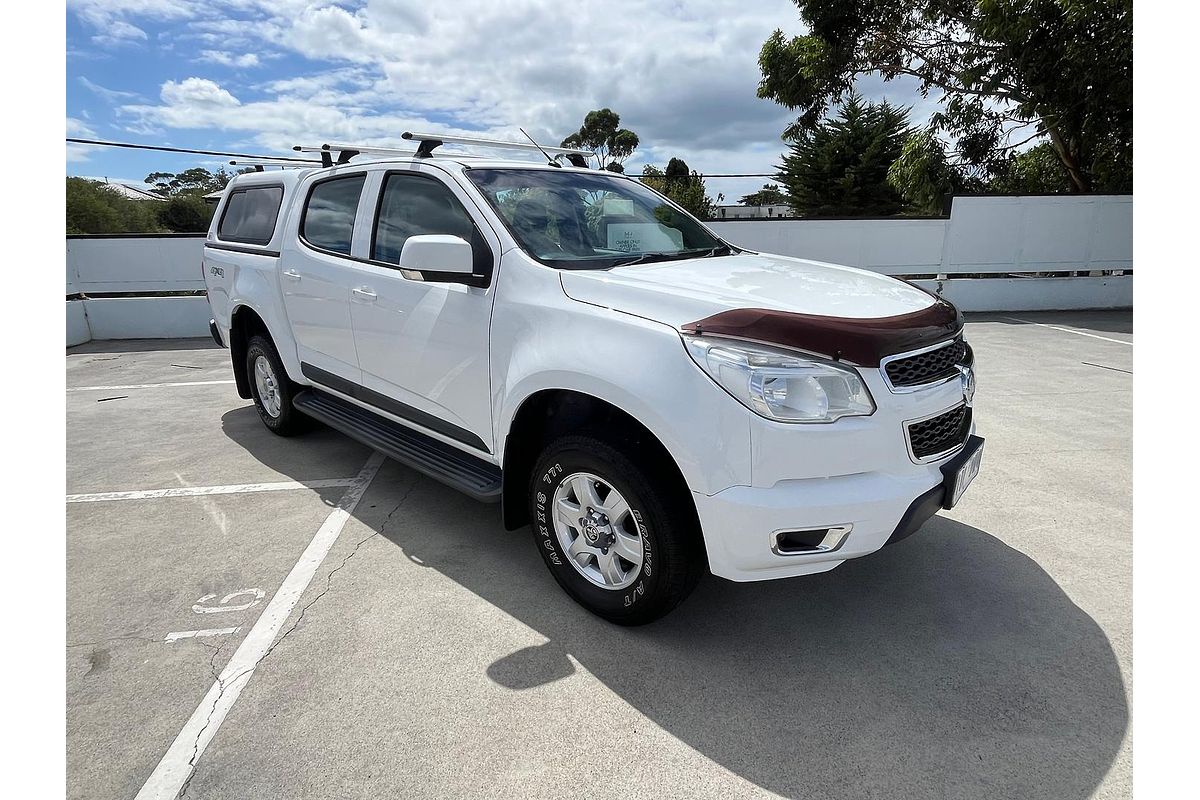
xmin=222 ymin=409 xmax=1128 ymax=799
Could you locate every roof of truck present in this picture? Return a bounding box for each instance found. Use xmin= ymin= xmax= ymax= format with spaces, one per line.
xmin=224 ymin=156 xmax=624 ymax=191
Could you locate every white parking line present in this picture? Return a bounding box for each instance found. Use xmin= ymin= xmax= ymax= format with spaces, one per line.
xmin=1003 ymin=317 xmax=1133 ymax=346
xmin=67 ymin=479 xmax=358 ymax=504
xmin=134 ymin=452 xmax=386 ymax=800
xmin=67 ymin=380 xmax=237 ymax=392
xmin=165 ymin=627 xmax=241 ymax=643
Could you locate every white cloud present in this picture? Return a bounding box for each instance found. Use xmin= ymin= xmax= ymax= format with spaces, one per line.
xmin=78 ymin=76 xmax=140 ymax=102
xmin=89 ymin=1 xmax=932 ymax=197
xmin=159 ymin=77 xmax=242 ymax=108
xmin=66 ymin=117 xmax=99 ymax=162
xmin=199 ymin=50 xmax=261 ymax=67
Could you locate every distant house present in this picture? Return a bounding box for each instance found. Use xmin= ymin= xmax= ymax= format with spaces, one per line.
xmin=712 ymin=204 xmax=794 ymax=220
xmin=203 ymin=188 xmax=225 ymax=205
xmin=86 ymin=178 xmax=166 ymax=202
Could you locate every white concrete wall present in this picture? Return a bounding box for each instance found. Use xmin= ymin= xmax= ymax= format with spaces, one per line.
xmin=67 ymin=300 xmax=91 ymax=346
xmin=912 ymin=276 xmax=1132 ymax=313
xmin=82 ymin=297 xmax=213 ymax=341
xmin=709 ymin=194 xmax=1132 ymax=277
xmin=64 ymin=195 xmax=1131 ymax=345
xmin=67 ymin=235 xmax=206 ymax=294
xmin=66 ymin=235 xmax=210 ymax=346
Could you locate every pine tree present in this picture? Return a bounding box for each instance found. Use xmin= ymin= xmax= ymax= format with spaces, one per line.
xmin=777 ymin=94 xmax=911 ymax=216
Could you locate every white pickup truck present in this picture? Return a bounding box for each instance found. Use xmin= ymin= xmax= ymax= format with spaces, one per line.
xmin=203 ymin=134 xmax=982 ymax=624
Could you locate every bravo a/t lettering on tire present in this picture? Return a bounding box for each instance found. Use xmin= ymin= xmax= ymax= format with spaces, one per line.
xmin=529 ymin=434 xmax=702 ymax=625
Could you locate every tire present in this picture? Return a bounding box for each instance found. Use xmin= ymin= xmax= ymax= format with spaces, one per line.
xmin=529 ymin=433 xmax=704 ymax=625
xmin=245 ymin=335 xmax=310 ymax=436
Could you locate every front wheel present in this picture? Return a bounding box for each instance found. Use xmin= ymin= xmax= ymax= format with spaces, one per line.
xmin=245 ymin=335 xmax=310 ymax=436
xmin=529 ymin=434 xmax=704 ymax=625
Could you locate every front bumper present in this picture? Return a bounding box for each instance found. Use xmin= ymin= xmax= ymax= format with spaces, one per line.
xmin=694 ymin=466 xmax=945 ymax=581
xmin=696 ymin=403 xmax=981 ymax=582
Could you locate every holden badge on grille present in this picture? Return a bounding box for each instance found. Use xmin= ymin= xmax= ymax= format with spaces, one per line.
xmin=959 ymin=365 xmax=977 ymax=405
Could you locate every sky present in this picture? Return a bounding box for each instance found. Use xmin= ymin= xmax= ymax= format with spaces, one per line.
xmin=65 ymin=0 xmax=931 ymax=202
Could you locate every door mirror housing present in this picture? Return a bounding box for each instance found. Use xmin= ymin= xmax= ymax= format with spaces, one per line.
xmin=398 ymin=235 xmax=474 ymax=275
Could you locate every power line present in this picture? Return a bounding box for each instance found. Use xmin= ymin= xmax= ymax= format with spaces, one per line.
xmin=65 ymin=137 xmax=780 ymax=178
xmin=66 ymin=138 xmax=315 ymax=163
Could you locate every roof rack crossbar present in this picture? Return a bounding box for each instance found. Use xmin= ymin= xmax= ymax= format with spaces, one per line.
xmin=289 ymin=133 xmax=595 ymax=167
xmin=401 ymin=131 xmax=593 ymax=161
xmin=229 ymin=158 xmax=322 ymax=170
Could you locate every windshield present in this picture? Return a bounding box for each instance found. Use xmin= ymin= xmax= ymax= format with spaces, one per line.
xmin=465 ymin=168 xmax=727 ymax=270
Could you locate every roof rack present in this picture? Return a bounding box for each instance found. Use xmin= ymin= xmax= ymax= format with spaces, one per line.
xmin=229 ymin=157 xmax=322 ymax=172
xmin=291 ymin=132 xmax=595 ymax=168
xmin=293 ymin=143 xmax=418 ymax=167
xmin=402 ymin=131 xmax=593 ymax=167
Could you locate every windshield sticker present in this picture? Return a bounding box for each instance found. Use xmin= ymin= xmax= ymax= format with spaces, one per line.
xmin=607 ymin=223 xmax=684 ymax=253
xmin=601 ymin=198 xmax=636 ymax=217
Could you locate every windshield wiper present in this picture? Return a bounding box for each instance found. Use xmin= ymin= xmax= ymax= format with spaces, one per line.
xmin=608 ymin=251 xmax=688 ymax=268
xmin=609 ymin=246 xmax=733 ymax=268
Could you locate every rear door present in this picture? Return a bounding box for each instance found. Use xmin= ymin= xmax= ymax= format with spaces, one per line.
xmin=204 ymin=180 xmax=286 ymax=337
xmin=280 ymin=172 xmax=369 ymax=384
xmin=347 ymin=169 xmax=499 ymax=453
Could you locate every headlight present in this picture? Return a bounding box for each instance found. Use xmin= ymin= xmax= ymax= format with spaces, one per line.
xmin=683 ymin=335 xmax=875 ymax=423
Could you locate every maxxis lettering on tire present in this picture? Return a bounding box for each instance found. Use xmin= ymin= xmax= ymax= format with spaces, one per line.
xmin=534 ymin=472 xmax=562 ymax=566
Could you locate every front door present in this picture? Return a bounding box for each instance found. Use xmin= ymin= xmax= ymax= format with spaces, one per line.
xmin=280 ymin=173 xmax=368 ymax=384
xmin=348 ymin=170 xmax=498 ymax=453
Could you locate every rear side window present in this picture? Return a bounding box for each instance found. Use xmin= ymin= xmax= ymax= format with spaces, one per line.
xmin=372 ymin=173 xmax=488 ymax=273
xmin=217 ymin=186 xmax=283 ymax=245
xmin=302 ymin=175 xmax=366 ymax=255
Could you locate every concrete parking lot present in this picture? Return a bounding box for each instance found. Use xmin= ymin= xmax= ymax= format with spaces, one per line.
xmin=66 ymin=311 xmax=1131 ymax=800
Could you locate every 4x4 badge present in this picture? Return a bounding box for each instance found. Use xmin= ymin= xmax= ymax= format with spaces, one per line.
xmin=959 ymin=365 xmax=977 ymax=405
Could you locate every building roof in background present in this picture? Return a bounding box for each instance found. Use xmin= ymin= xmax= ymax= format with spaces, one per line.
xmin=80 ymin=177 xmax=166 ymax=202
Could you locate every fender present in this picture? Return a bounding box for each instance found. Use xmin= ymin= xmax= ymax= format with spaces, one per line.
xmin=230 ymin=277 xmax=304 ymax=384
xmin=493 ymin=299 xmax=752 ymax=498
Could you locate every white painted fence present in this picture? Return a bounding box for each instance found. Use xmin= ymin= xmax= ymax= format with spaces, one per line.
xmin=65 ymin=195 xmax=1131 ymax=345
xmin=708 ymin=194 xmax=1131 ymax=315
xmin=709 ymin=194 xmax=1132 ymax=276
xmin=67 ymin=234 xmax=207 ymax=294
xmin=66 ymin=234 xmax=210 ymax=344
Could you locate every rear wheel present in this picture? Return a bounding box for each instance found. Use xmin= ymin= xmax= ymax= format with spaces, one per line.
xmin=246 ymin=335 xmax=309 ymax=436
xmin=529 ymin=434 xmax=703 ymax=625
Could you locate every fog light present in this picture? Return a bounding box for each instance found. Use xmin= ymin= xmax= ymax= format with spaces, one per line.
xmin=771 ymin=525 xmax=853 ymax=556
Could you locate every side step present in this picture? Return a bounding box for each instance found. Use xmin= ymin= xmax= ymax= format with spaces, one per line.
xmin=293 ymin=390 xmax=502 ymax=503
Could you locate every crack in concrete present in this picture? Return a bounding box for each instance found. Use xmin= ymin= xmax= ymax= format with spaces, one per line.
xmin=177 ymin=479 xmax=417 ymax=798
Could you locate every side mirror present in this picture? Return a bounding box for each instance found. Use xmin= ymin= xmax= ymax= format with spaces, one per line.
xmin=398 ymin=234 xmax=474 ymax=275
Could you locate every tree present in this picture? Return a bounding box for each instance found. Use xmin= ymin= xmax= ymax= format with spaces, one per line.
xmin=144 ymin=167 xmax=242 ymax=197
xmin=887 ymin=129 xmax=980 ymax=214
xmin=641 ymin=160 xmax=718 ymax=219
xmin=776 ymin=94 xmax=911 ymax=217
xmin=66 ymin=177 xmax=163 ymax=234
xmin=757 ymin=0 xmax=1132 ymax=193
xmin=987 ymin=143 xmax=1072 ymax=194
xmin=739 ymin=184 xmax=787 ymax=206
xmin=157 ymin=194 xmax=215 ymax=232
xmin=561 ymin=108 xmax=640 ymax=173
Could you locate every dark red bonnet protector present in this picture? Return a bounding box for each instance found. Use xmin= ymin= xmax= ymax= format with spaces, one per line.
xmin=680 ymin=297 xmax=963 ymax=367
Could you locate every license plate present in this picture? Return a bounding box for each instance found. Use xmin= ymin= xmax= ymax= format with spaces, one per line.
xmin=945 ymin=439 xmax=984 ymax=508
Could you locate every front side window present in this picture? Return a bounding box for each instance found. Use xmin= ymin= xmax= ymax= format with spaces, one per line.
xmin=372 ymin=173 xmax=479 ymax=266
xmin=465 ymin=168 xmax=724 ymax=270
xmin=302 ymin=175 xmax=366 ymax=255
xmin=218 ymin=186 xmax=283 ymax=245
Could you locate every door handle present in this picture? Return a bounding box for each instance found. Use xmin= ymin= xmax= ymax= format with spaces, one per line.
xmin=353 ymin=286 xmax=378 ymax=302
xmin=282 ymin=269 xmax=301 ymax=281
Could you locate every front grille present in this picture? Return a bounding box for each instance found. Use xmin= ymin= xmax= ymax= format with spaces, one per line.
xmin=885 ymin=337 xmax=971 ymax=389
xmin=907 ymin=404 xmax=971 ymax=460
